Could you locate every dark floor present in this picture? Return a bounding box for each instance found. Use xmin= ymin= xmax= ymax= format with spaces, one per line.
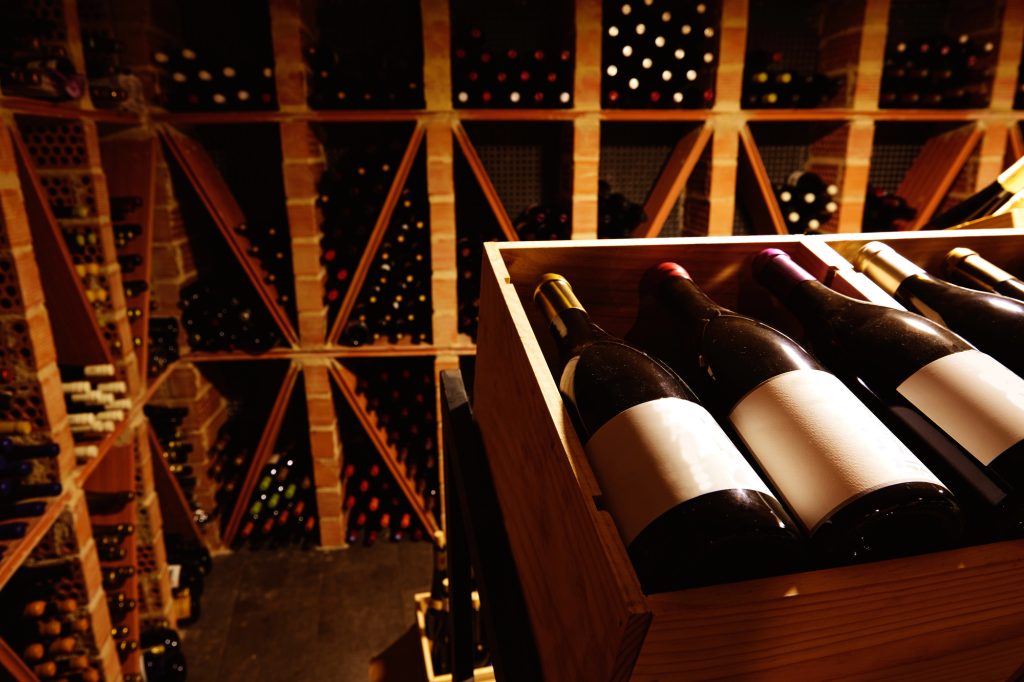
xmin=180 ymin=541 xmax=434 ymax=682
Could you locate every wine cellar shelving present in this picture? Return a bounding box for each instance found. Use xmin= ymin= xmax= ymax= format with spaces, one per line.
xmin=0 ymin=0 xmax=1023 ymax=679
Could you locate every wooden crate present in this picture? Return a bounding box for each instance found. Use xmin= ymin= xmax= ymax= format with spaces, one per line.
xmin=413 ymin=591 xmax=495 ymax=682
xmin=473 ymin=229 xmax=1024 ymax=681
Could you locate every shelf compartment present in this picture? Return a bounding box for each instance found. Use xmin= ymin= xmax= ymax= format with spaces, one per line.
xmin=313 ymin=122 xmax=419 ymax=330
xmin=148 ymin=0 xmax=277 ymax=113
xmin=329 ymin=360 xmax=439 ymax=540
xmin=450 ymin=0 xmax=575 ymax=109
xmin=600 ymin=0 xmax=721 ymax=109
xmin=473 ymin=230 xmax=1024 ymax=681
xmin=305 ymin=0 xmax=425 ymax=110
xmin=745 ymin=120 xmax=850 ymax=234
xmin=598 ymin=121 xmax=711 ymax=238
xmin=742 ymin=0 xmax=864 ymax=109
xmin=865 ymin=120 xmax=981 ymax=230
xmin=880 ymin=0 xmax=1006 ymax=109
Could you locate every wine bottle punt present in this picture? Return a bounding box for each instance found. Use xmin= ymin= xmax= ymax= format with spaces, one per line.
xmin=755 ymin=248 xmax=1024 ymax=535
xmin=534 ymin=273 xmax=803 ymax=592
xmin=853 ymin=241 xmax=1024 ymax=377
xmin=627 ymin=263 xmax=964 ymax=562
xmin=943 ymin=247 xmax=1024 ymax=301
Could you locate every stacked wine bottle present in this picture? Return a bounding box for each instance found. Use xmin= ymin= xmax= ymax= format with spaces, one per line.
xmin=204 ymin=408 xmax=254 ymax=534
xmin=0 ymin=435 xmax=63 ymax=561
xmin=61 ymin=364 xmax=130 ymax=447
xmin=0 ymin=2 xmax=85 ymax=103
xmin=601 ymin=0 xmax=719 ymax=108
xmin=863 ymin=184 xmax=917 ymax=231
xmin=598 ymin=180 xmax=647 ymax=238
xmin=451 ymin=27 xmax=573 ymax=108
xmin=164 ymin=534 xmax=211 ymax=627
xmin=319 ymin=137 xmax=405 ymax=319
xmin=339 ymin=396 xmax=426 ymax=546
xmin=306 ymin=43 xmax=423 ymax=110
xmin=233 ymin=222 xmax=294 ymax=312
xmin=350 ymin=360 xmax=439 ymax=523
xmin=879 ymin=33 xmax=997 ymax=108
xmin=340 ymin=166 xmax=433 ymax=347
xmin=742 ymin=50 xmax=842 ymax=108
xmin=236 ymin=443 xmax=318 ymax=547
xmin=179 ymin=280 xmax=282 ymax=353
xmin=0 ymin=557 xmax=104 ymax=681
xmin=147 ymin=317 xmax=181 ymax=379
xmin=773 ymin=170 xmax=839 ymax=234
xmin=81 ymin=30 xmax=139 ymax=111
xmin=140 ymin=623 xmax=187 ymax=681
xmin=152 ymin=47 xmax=277 ymax=112
xmin=84 ymin=488 xmax=139 ymax=663
xmin=146 ymin=405 xmax=207 ymax=530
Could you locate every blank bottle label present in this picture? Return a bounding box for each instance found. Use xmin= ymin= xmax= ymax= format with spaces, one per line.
xmin=584 ymin=397 xmax=773 ymax=545
xmin=898 ymin=350 xmax=1024 ymax=466
xmin=730 ymin=369 xmax=943 ymax=533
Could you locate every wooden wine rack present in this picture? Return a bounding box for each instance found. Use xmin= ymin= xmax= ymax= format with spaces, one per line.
xmin=0 ymin=0 xmax=1022 ymax=678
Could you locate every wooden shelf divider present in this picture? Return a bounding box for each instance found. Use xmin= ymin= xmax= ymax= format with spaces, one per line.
xmin=0 ymin=637 xmax=40 ymax=682
xmin=990 ymin=0 xmax=1024 ymax=112
xmin=634 ymin=126 xmax=714 ymax=238
xmin=327 ymin=124 xmax=427 ymax=344
xmin=328 ymin=360 xmax=439 ymax=539
xmin=904 ymin=125 xmax=985 ymax=229
xmin=737 ymin=124 xmax=787 ymax=235
xmin=433 ymin=354 xmax=461 ymax=535
xmin=221 ymin=362 xmax=301 ymax=546
xmin=158 ymin=125 xmax=301 ymax=347
xmin=451 ymin=121 xmax=519 ymax=242
xmin=148 ymin=427 xmax=205 ymax=548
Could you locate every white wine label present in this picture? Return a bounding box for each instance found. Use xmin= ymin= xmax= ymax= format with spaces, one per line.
xmin=585 ymin=397 xmax=773 ymax=545
xmin=898 ymin=350 xmax=1024 ymax=465
xmin=730 ymin=369 xmax=943 ymax=533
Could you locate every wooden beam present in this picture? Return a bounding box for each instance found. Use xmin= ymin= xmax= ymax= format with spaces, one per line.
xmin=571 ymin=115 xmax=601 ymax=239
xmin=737 ymin=125 xmax=787 ymax=234
xmin=634 ymin=126 xmax=713 ymax=238
xmin=451 ymin=121 xmax=519 ymax=241
xmin=852 ymin=0 xmax=891 ymax=111
xmin=906 ymin=126 xmax=984 ymax=229
xmin=707 ymin=117 xmax=740 ymax=235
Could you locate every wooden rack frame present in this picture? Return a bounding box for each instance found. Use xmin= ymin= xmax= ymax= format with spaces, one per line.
xmin=1 ymin=1 xmax=1024 ymax=677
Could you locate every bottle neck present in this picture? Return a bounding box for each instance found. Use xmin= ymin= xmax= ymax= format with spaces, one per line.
xmin=998 ymin=154 xmax=1024 ymax=194
xmin=535 ymin=276 xmax=607 ymax=358
xmin=657 ymin=275 xmax=726 ymax=322
xmin=853 ymin=241 xmax=929 ymax=297
xmin=945 ymin=247 xmax=1016 ymax=289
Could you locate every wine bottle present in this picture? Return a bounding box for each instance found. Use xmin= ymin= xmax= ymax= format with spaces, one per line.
xmin=928 ymin=155 xmax=1024 ymax=228
xmin=534 ymin=274 xmax=803 ymax=591
xmin=627 ymin=263 xmax=964 ymax=561
xmin=754 ymin=248 xmax=1024 ymax=535
xmin=852 ymin=241 xmax=1024 ymax=377
xmin=943 ymin=247 xmax=1024 ymax=301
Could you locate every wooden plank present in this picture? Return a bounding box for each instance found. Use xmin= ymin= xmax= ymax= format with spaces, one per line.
xmin=328 ymin=360 xmax=439 ymax=539
xmin=572 ymin=115 xmax=601 ymax=239
xmin=905 ymin=126 xmax=984 ymax=229
xmin=574 ymin=0 xmax=602 ymax=112
xmin=268 ymin=0 xmax=309 ymax=110
xmin=221 ymin=362 xmax=301 ymax=545
xmin=451 ymin=121 xmax=518 ymax=242
xmin=738 ymin=124 xmax=788 ymax=234
xmin=158 ymin=125 xmax=300 ymax=346
xmin=852 ymin=0 xmax=891 ymax=110
xmin=0 ymin=636 xmax=41 ymax=682
xmin=421 ymin=0 xmax=452 ymax=111
xmin=0 ymin=491 xmax=69 ymax=594
xmin=634 ymin=126 xmax=713 ymax=238
xmin=327 ymin=124 xmax=426 ymax=344
xmin=433 ymin=354 xmax=461 ymax=534
xmin=302 ymin=361 xmax=343 ymax=549
xmin=425 ymin=118 xmax=459 ymax=349
xmin=990 ymin=0 xmax=1024 ymax=111
xmin=1010 ymin=122 xmax=1024 ymax=160
xmin=9 ymin=128 xmax=112 ymax=366
xmin=975 ymin=121 xmax=1010 ymax=191
xmin=473 ymin=242 xmax=650 ymax=682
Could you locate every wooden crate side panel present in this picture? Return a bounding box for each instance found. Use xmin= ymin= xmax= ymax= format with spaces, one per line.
xmin=474 ymin=246 xmax=650 ymax=682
